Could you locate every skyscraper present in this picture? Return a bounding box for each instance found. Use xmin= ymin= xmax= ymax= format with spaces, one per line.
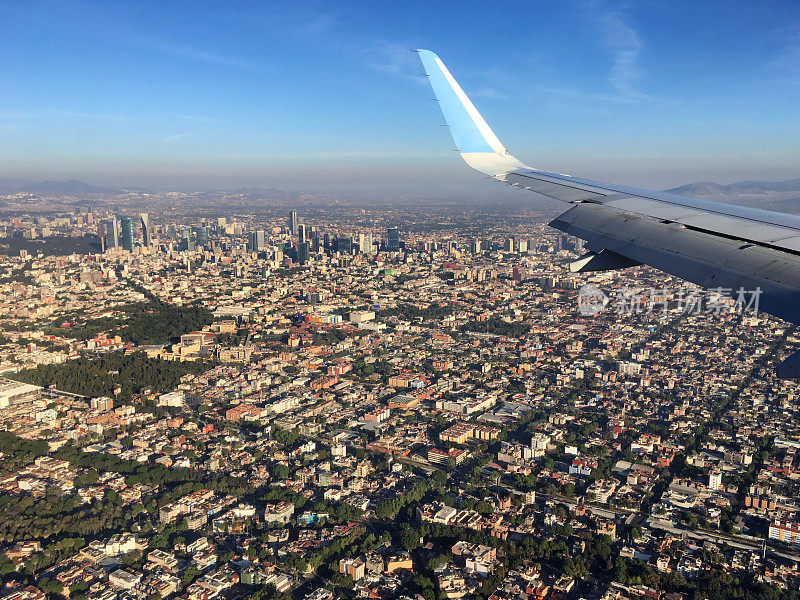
xmin=105 ymin=217 xmax=119 ymax=249
xmin=297 ymin=241 xmax=310 ymax=265
xmin=180 ymin=232 xmax=195 ymax=252
xmin=298 ymin=224 xmax=307 ymax=245
xmin=289 ymin=210 xmax=299 ymax=236
xmin=97 ymin=222 xmax=107 ymax=252
xmin=387 ymin=227 xmax=400 ymax=251
xmin=310 ymin=229 xmax=320 ymax=252
xmin=335 ymin=236 xmax=353 ymax=254
xmin=120 ymin=217 xmax=134 ymax=252
xmin=359 ymin=232 xmax=373 ymax=255
xmin=194 ymin=226 xmax=209 ymax=247
xmin=139 ymin=213 xmax=151 ymax=247
xmin=249 ymin=230 xmax=266 ymax=252
xmin=513 ymin=266 xmax=525 ymax=283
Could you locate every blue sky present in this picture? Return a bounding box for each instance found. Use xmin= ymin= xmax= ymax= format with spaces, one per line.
xmin=2 ymin=0 xmax=800 ymax=197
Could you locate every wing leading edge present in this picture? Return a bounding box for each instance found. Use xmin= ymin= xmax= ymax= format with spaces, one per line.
xmin=417 ymin=49 xmax=800 ymax=377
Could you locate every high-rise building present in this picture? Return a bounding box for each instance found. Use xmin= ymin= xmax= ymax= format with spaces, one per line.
xmin=518 ymin=239 xmax=528 ymax=253
xmin=310 ymin=229 xmax=320 ymax=252
xmin=289 ymin=210 xmax=299 ymax=235
xmin=513 ymin=266 xmax=526 ymax=283
xmin=297 ymin=241 xmax=310 ymax=265
xmin=298 ymin=223 xmax=307 ymax=245
xmin=249 ymin=230 xmax=266 ymax=252
xmin=504 ymin=238 xmax=515 ymax=253
xmin=358 ymin=232 xmax=373 ymax=255
xmin=180 ymin=236 xmax=195 ymax=252
xmin=335 ymin=236 xmax=353 ymax=254
xmin=387 ymin=227 xmax=400 ymax=251
xmin=120 ymin=217 xmax=134 ymax=251
xmin=139 ymin=213 xmax=151 ymax=247
xmin=96 ymin=222 xmax=107 ymax=252
xmin=194 ymin=226 xmax=209 ymax=247
xmin=105 ymin=217 xmax=119 ymax=250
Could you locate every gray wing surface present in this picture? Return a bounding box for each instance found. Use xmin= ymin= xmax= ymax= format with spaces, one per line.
xmin=417 ymin=49 xmax=800 ymax=376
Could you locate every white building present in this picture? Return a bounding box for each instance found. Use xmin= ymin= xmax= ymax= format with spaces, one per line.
xmin=158 ymin=391 xmax=185 ymax=408
xmin=531 ymin=433 xmax=550 ymax=458
xmin=109 ymin=568 xmax=142 ymax=589
xmin=708 ymin=469 xmax=722 ymax=491
xmin=349 ymin=310 xmax=375 ymax=323
xmin=770 ymin=521 xmax=800 ymax=546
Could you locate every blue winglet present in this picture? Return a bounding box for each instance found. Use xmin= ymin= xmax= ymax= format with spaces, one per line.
xmin=417 ymin=50 xmax=527 ymax=176
xmin=417 ymin=49 xmax=503 ymax=153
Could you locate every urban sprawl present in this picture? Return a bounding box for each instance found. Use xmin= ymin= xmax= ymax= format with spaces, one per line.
xmin=0 ymin=193 xmax=798 ymax=600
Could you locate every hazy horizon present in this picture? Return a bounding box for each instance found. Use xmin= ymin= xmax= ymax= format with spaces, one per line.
xmin=3 ymin=1 xmax=800 ymax=198
xmin=4 ymin=160 xmax=800 ymax=200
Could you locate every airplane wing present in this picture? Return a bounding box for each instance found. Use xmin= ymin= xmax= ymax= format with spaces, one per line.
xmin=417 ymin=49 xmax=800 ymax=377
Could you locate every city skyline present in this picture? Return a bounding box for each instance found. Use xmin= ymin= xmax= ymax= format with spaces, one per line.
xmin=1 ymin=199 xmax=799 ymax=599
xmin=2 ymin=1 xmax=800 ymax=197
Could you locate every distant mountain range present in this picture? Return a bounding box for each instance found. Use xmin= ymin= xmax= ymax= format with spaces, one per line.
xmin=0 ymin=178 xmax=123 ymax=195
xmin=666 ymin=178 xmax=800 ymax=212
xmin=0 ymin=178 xmax=34 ymax=193
xmin=19 ymin=180 xmax=122 ymax=195
xmin=1 ymin=177 xmax=800 ymax=211
xmin=667 ymin=178 xmax=800 ymax=195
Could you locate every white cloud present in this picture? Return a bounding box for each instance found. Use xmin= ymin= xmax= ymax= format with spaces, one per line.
xmin=124 ymin=37 xmax=260 ymax=71
xmin=472 ymin=88 xmax=508 ymax=100
xmin=771 ymin=30 xmax=800 ymax=83
xmin=597 ymin=10 xmax=651 ymax=102
xmin=162 ymin=132 xmax=193 ymax=143
xmin=357 ymin=40 xmax=427 ymax=85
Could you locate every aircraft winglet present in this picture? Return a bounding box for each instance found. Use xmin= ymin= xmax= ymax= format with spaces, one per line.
xmin=416 ymin=49 xmax=528 ymax=176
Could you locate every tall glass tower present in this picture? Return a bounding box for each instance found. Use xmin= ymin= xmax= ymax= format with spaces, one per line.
xmin=105 ymin=217 xmax=119 ymax=249
xmin=297 ymin=241 xmax=310 ymax=265
xmin=139 ymin=213 xmax=151 ymax=247
xmin=194 ymin=226 xmax=209 ymax=247
xmin=249 ymin=230 xmax=266 ymax=252
xmin=387 ymin=227 xmax=400 ymax=251
xmin=120 ymin=217 xmax=134 ymax=251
